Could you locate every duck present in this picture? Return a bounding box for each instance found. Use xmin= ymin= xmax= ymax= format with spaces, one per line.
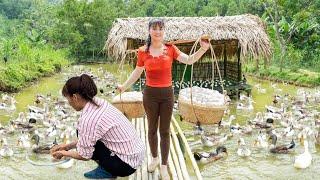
xmin=282 ymin=125 xmax=295 ymax=137
xmin=237 ymin=138 xmax=251 ymax=157
xmin=193 ymin=121 xmax=204 ymax=135
xmin=220 ymin=115 xmax=236 ymax=127
xmin=236 ymin=98 xmax=254 ymax=111
xmin=0 ymin=138 xmax=14 ymax=157
xmin=31 ymin=135 xmax=57 ymax=154
xmin=46 ymin=125 xmax=57 ymax=137
xmin=269 ymin=134 xmax=295 ymax=154
xmin=265 ymin=103 xmax=285 ymax=114
xmin=10 ymin=120 xmax=34 ymax=132
xmin=294 ymin=141 xmax=312 ymax=169
xmin=193 ymin=146 xmax=227 ymax=164
xmin=200 ymin=135 xmax=214 ymax=147
xmin=17 ymin=134 xmax=31 ymax=148
xmin=249 ymin=118 xmax=274 ymax=129
xmin=252 ymin=112 xmax=264 ymax=123
xmin=230 ymin=123 xmax=242 ymax=134
xmin=241 ymin=124 xmax=253 ymax=135
xmin=253 ymin=132 xmax=269 ymax=149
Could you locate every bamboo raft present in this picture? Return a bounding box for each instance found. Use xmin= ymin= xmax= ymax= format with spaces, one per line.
xmin=128 ymin=116 xmax=202 ymax=180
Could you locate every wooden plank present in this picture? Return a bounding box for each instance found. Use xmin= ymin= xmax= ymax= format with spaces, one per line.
xmin=171 ymin=116 xmax=203 ymax=180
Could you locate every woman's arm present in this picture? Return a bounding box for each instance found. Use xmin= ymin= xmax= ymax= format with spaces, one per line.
xmin=176 ymin=39 xmax=210 ymax=65
xmin=50 ymin=140 xmax=78 ymax=154
xmin=52 ymin=150 xmax=89 ymax=161
xmin=65 ymin=141 xmax=77 ymax=150
xmin=118 ymin=66 xmax=144 ymax=92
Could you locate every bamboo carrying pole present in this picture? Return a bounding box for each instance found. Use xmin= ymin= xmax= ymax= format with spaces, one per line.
xmin=170 ymin=125 xmax=190 ymax=180
xmin=171 ymin=116 xmax=203 ymax=180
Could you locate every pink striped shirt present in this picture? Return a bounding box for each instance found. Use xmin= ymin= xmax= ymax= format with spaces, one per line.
xmin=76 ymin=97 xmax=145 ymax=169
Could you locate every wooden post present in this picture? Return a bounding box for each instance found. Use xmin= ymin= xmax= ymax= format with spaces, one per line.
xmin=224 ymin=44 xmax=227 ymax=79
xmin=237 ymin=46 xmax=241 ymax=82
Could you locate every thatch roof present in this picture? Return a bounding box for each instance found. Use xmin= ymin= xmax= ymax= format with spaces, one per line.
xmin=105 ymin=14 xmax=271 ymax=61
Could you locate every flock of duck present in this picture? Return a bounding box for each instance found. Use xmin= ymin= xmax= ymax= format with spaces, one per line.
xmin=0 ymin=65 xmax=320 ymax=176
xmin=0 ymin=92 xmax=78 ymax=168
xmin=186 ymin=84 xmax=320 ymax=170
xmin=0 ymin=66 xmax=118 ymax=170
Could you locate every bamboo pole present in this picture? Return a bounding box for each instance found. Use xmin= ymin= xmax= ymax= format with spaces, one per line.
xmin=144 ymin=116 xmax=153 ymax=180
xmin=140 ymin=118 xmax=148 ymax=180
xmin=153 ymin=131 xmax=161 ymax=180
xmin=168 ymin=150 xmax=178 ymax=180
xmin=136 ymin=118 xmax=142 ymax=180
xmin=171 ymin=116 xmax=203 ymax=180
xmin=129 ymin=118 xmax=136 ymax=180
xmin=170 ymin=125 xmax=190 ymax=180
xmin=169 ymin=136 xmax=184 ymax=180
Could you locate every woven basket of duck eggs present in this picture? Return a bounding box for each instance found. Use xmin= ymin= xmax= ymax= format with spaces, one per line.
xmin=178 ymin=86 xmax=227 ymax=124
xmin=112 ymin=91 xmax=145 ymax=119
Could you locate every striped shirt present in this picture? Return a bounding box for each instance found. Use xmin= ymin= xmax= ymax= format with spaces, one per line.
xmin=76 ymin=97 xmax=145 ymax=169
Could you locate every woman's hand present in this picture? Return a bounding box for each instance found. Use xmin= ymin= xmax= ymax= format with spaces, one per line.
xmin=52 ymin=150 xmax=67 ymax=160
xmin=116 ymin=84 xmax=125 ymax=93
xmin=50 ymin=144 xmax=68 ymax=154
xmin=200 ymin=38 xmax=210 ymax=51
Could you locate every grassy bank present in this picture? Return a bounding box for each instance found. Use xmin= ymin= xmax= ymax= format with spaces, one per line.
xmin=244 ymin=64 xmax=320 ymax=87
xmin=0 ymin=47 xmax=69 ymax=92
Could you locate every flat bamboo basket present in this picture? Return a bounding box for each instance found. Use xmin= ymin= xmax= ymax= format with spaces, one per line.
xmin=178 ymin=97 xmax=226 ymax=124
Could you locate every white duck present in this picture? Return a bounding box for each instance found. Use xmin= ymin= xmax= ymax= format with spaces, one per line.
xmin=253 ymin=133 xmax=269 ymax=149
xmin=17 ymin=134 xmax=31 ymax=148
xmin=294 ymin=141 xmax=312 ymax=169
xmin=220 ymin=115 xmax=236 ymax=127
xmin=237 ymin=138 xmax=251 ymax=157
xmin=0 ymin=138 xmax=14 ymax=157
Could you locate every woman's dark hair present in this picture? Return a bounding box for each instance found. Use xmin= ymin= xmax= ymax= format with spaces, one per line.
xmin=62 ymin=74 xmax=99 ymax=106
xmin=145 ymin=18 xmax=165 ymax=52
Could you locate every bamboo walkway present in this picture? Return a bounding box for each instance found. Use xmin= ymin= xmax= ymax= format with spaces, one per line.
xmin=128 ymin=116 xmax=202 ymax=180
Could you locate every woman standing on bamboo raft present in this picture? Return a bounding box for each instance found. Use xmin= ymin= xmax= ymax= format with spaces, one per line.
xmin=117 ymin=18 xmax=210 ymax=180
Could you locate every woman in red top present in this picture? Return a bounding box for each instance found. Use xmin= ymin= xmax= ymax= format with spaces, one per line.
xmin=118 ymin=18 xmax=209 ymax=179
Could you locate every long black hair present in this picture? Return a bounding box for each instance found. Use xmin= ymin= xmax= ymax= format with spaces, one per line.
xmin=62 ymin=74 xmax=99 ymax=106
xmin=145 ymin=18 xmax=165 ymax=52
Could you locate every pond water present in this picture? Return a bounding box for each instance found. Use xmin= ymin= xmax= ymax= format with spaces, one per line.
xmin=0 ymin=63 xmax=319 ymax=180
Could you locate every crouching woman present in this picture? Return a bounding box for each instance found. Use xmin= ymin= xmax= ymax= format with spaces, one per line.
xmin=51 ymin=74 xmax=145 ymax=179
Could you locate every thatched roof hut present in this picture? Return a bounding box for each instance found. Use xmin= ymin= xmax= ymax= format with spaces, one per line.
xmin=105 ymin=14 xmax=271 ymax=62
